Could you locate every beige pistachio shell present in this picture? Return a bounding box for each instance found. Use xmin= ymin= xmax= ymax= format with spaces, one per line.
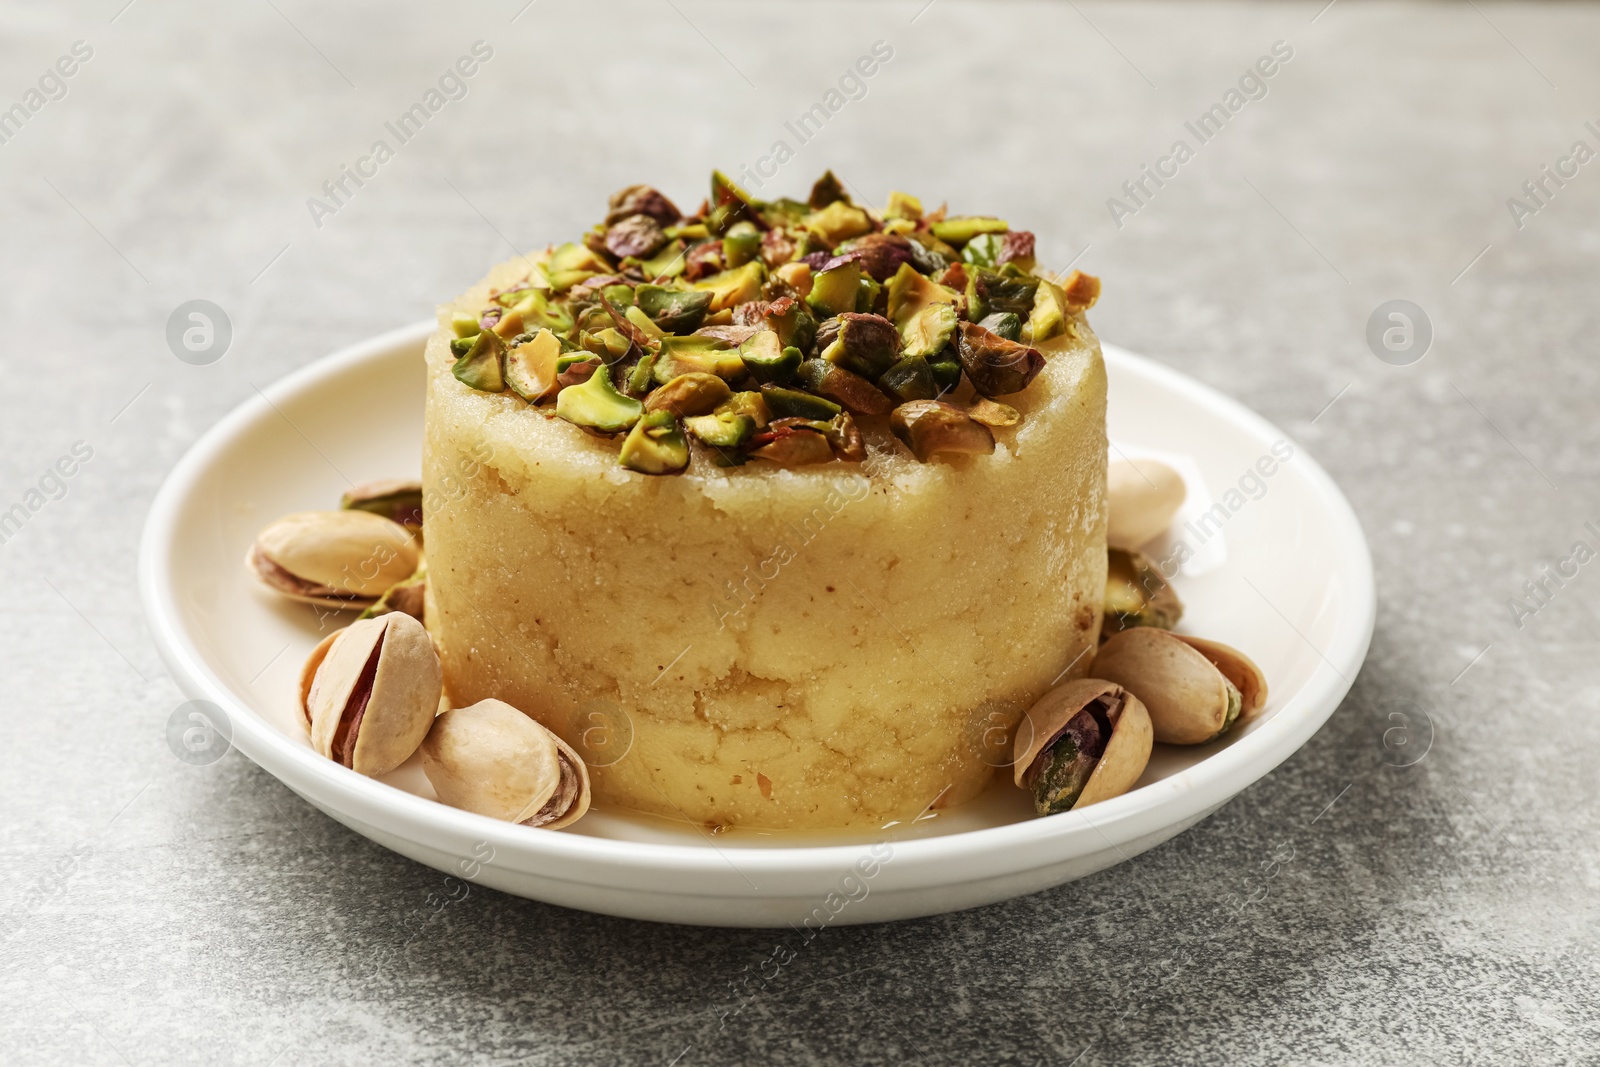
xmin=248 ymin=510 xmax=420 ymax=608
xmin=298 ymin=630 xmax=341 ymax=727
xmin=1107 ymin=458 xmax=1186 ymax=549
xmin=306 ymin=613 xmax=441 ymax=776
xmin=420 ymin=699 xmax=592 ymax=830
xmin=1013 ymin=678 xmax=1153 ymax=809
xmin=1092 ymin=628 xmax=1267 ymax=745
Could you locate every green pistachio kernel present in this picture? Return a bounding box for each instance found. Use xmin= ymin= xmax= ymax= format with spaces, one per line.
xmin=451 ymin=312 xmax=483 ymax=338
xmin=653 ymin=335 xmax=745 ymax=383
xmin=796 ymin=359 xmax=893 ymax=416
xmin=722 ymin=221 xmax=762 ymax=268
xmin=962 ymin=232 xmax=1006 ymax=269
xmin=929 ymin=358 xmax=963 ymax=393
xmin=805 ymin=200 xmax=873 ymax=245
xmin=886 ymin=263 xmax=960 ymax=358
xmin=855 ymin=274 xmax=883 ymax=315
xmin=1027 ymin=730 xmax=1099 ymax=815
xmin=684 ymin=410 xmax=756 ymax=449
xmin=448 ymin=336 xmax=474 ymax=358
xmin=716 ymin=390 xmax=772 ymax=430
xmin=883 ymin=190 xmax=923 ymax=221
xmin=975 ymin=268 xmax=1040 ymax=317
xmin=625 ymin=305 xmax=665 ymax=340
xmin=636 ymin=284 xmax=713 ymax=333
xmin=740 ymin=330 xmax=802 ymax=384
xmin=929 ymin=216 xmax=1008 ymax=246
xmin=555 ymin=363 xmax=643 ymax=433
xmin=759 ymin=385 xmax=843 ymax=421
xmin=692 ymin=260 xmax=766 ymax=313
xmin=618 ymin=410 xmax=689 ymax=474
xmin=1024 ymin=277 xmax=1068 ymax=344
xmin=548 ymin=241 xmax=608 ymax=274
xmin=806 ymin=260 xmax=861 ymax=318
xmin=638 ymin=239 xmax=688 ymax=279
xmin=452 ymin=328 xmax=506 ymax=392
xmin=505 ymin=289 xmax=573 ymax=335
xmin=645 ymin=372 xmax=732 ymax=418
xmin=624 ymin=351 xmax=657 ymax=396
xmin=579 ymin=326 xmax=634 ymax=362
xmin=977 ymin=311 xmax=1023 ymax=342
xmin=878 ymin=355 xmax=940 ymax=404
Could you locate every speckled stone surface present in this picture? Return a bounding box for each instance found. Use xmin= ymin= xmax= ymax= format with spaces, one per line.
xmin=2 ymin=1 xmax=1598 ymax=1064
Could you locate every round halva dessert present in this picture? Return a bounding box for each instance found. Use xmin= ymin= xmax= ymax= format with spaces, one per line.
xmin=420 ymin=173 xmax=1108 ymax=829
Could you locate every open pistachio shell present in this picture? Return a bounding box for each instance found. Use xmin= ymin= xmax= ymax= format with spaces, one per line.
xmin=306 ymin=614 xmax=441 ymax=777
xmin=1092 ymin=628 xmax=1267 ymax=745
xmin=248 ymin=510 xmax=420 ymax=609
xmin=1013 ymin=679 xmax=1153 ymax=814
xmin=420 ymin=699 xmax=592 ymax=830
xmin=1107 ymin=458 xmax=1186 ymax=549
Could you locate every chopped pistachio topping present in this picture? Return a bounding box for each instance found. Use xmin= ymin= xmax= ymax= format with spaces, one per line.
xmin=445 ymin=171 xmax=1100 ymax=473
xmin=619 ymin=410 xmax=689 ymax=474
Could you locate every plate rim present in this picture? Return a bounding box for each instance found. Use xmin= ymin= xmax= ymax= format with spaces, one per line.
xmin=139 ymin=319 xmax=1374 ymax=882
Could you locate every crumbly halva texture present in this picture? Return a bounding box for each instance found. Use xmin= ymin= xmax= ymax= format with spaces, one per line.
xmin=423 ymin=173 xmax=1107 ymax=829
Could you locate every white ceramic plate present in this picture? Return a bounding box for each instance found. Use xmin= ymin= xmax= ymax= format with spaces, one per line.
xmin=140 ymin=321 xmax=1373 ymax=927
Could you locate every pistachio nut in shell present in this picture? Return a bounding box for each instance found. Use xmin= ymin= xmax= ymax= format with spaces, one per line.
xmin=358 ymin=559 xmax=427 ymax=623
xmin=1107 ymin=458 xmax=1186 ymax=549
xmin=1093 ymin=628 xmax=1267 ymax=745
xmin=421 ymin=699 xmax=592 ymax=830
xmin=307 ymin=614 xmax=442 ymax=777
xmin=341 ymin=479 xmax=423 ymax=532
xmin=1013 ymin=679 xmax=1152 ymax=815
xmin=248 ymin=510 xmax=420 ymax=609
xmin=1103 ymin=547 xmax=1183 ymax=638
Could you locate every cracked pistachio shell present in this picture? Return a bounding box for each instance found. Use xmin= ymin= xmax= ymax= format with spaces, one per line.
xmin=1093 ymin=629 xmax=1266 ymax=745
xmin=421 ymin=699 xmax=591 ymax=830
xmin=1013 ymin=679 xmax=1152 ymax=812
xmin=249 ymin=510 xmax=420 ymax=608
xmin=1107 ymin=458 xmax=1186 ymax=549
xmin=307 ymin=614 xmax=441 ymax=777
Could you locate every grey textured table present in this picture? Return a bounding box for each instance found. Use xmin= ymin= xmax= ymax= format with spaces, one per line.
xmin=3 ymin=1 xmax=1597 ymax=1064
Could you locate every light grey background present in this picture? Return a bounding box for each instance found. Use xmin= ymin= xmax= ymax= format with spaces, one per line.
xmin=3 ymin=1 xmax=1597 ymax=1064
